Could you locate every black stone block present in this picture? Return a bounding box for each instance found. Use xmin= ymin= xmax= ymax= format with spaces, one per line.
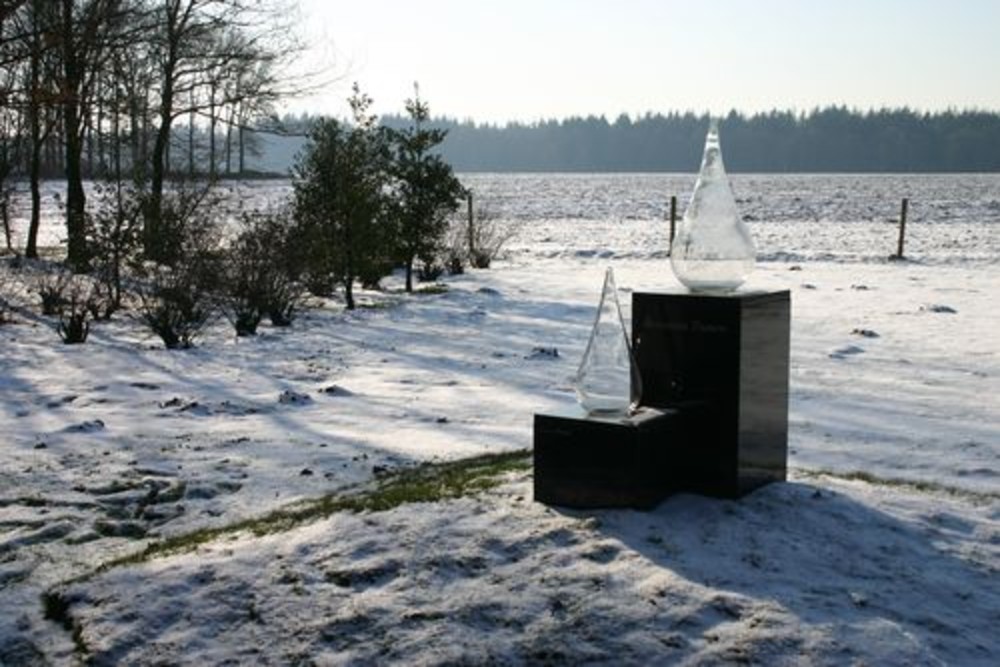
xmin=632 ymin=290 xmax=790 ymax=497
xmin=533 ymin=406 xmax=682 ymax=509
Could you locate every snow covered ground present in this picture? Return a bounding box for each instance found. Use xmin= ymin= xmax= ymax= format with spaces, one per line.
xmin=1 ymin=175 xmax=998 ymax=664
xmin=7 ymin=173 xmax=1000 ymax=265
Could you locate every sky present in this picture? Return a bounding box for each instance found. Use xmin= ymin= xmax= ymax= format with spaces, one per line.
xmin=291 ymin=0 xmax=1000 ymax=124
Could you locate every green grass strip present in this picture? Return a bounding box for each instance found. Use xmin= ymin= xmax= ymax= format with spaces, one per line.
xmin=793 ymin=467 xmax=998 ymax=503
xmin=97 ymin=449 xmax=531 ymax=572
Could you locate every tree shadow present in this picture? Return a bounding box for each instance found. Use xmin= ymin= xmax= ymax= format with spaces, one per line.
xmin=569 ymin=480 xmax=998 ymax=665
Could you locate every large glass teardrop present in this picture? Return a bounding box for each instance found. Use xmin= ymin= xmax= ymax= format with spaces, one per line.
xmin=670 ymin=120 xmax=756 ymax=292
xmin=573 ymin=267 xmax=642 ymax=416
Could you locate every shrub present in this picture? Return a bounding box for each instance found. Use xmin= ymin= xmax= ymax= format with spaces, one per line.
xmin=220 ymin=210 xmax=305 ymax=335
xmin=34 ymin=268 xmax=73 ymax=316
xmin=264 ymin=276 xmax=303 ymax=327
xmin=143 ymin=181 xmax=223 ymax=268
xmin=357 ymin=254 xmax=396 ymax=291
xmin=135 ymin=257 xmax=215 ymax=350
xmin=56 ymin=279 xmax=96 ymax=344
xmin=0 ymin=265 xmax=13 ymax=324
xmin=436 ymin=206 xmax=517 ymax=274
xmin=86 ymin=182 xmax=145 ymax=317
xmin=86 ymin=279 xmax=118 ymax=321
xmin=303 ymin=271 xmax=335 ymax=299
xmin=416 ymin=258 xmax=444 ymax=282
xmin=466 ymin=205 xmax=517 ymax=269
xmin=442 ymin=218 xmax=467 ymax=275
xmin=133 ymin=180 xmax=224 ymax=348
xmin=220 ymin=232 xmax=268 ymax=337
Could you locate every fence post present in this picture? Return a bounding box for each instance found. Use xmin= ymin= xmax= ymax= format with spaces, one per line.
xmin=669 ymin=195 xmax=677 ymax=250
xmin=894 ymin=197 xmax=909 ymax=259
xmin=467 ymin=191 xmax=475 ymax=260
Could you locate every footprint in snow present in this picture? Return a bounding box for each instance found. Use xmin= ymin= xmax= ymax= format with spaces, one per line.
xmin=921 ymin=304 xmax=957 ymax=314
xmin=45 ymin=394 xmax=78 ymax=409
xmin=851 ymin=328 xmax=880 ymax=338
xmin=160 ymin=398 xmax=258 ymax=416
xmin=319 ymin=384 xmax=353 ymax=396
xmin=129 ymin=382 xmax=160 ymax=390
xmin=278 ymin=389 xmax=313 ymax=406
xmin=526 ymin=347 xmax=560 ymax=360
xmin=829 ymin=345 xmax=865 ymax=359
xmin=64 ymin=419 xmax=105 ymax=433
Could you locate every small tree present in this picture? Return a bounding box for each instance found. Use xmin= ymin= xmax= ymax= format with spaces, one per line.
xmin=293 ymin=84 xmax=393 ymax=310
xmin=390 ymin=85 xmax=464 ymax=293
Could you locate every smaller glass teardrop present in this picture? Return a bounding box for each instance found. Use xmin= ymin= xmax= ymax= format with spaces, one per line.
xmin=573 ymin=267 xmax=642 ymax=416
xmin=670 ymin=120 xmax=756 ymax=292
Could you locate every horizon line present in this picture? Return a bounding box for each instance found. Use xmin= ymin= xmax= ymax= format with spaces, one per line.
xmin=282 ymin=104 xmax=1000 ymax=127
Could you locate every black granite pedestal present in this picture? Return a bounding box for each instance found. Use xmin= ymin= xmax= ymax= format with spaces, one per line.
xmin=532 ymin=290 xmax=790 ymax=508
xmin=632 ymin=290 xmax=790 ymax=498
xmin=533 ymin=406 xmax=682 ymax=509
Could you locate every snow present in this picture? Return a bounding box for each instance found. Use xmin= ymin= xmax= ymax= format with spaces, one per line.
xmin=1 ymin=175 xmax=999 ymax=664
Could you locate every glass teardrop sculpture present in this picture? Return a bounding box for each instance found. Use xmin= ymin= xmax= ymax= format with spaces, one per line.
xmin=670 ymin=120 xmax=755 ymax=292
xmin=573 ymin=267 xmax=642 ymax=415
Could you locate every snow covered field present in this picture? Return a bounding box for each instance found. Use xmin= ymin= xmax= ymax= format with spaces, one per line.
xmin=6 ymin=173 xmax=1000 ymax=265
xmin=1 ymin=175 xmax=998 ymax=664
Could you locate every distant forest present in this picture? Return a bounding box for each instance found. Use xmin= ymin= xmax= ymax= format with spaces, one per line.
xmin=376 ymin=107 xmax=1000 ymax=173
xmin=10 ymin=107 xmax=998 ymax=178
xmin=256 ymin=107 xmax=1000 ymax=174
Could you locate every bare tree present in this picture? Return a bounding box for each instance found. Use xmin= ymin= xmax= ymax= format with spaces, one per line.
xmin=143 ymin=0 xmax=305 ymax=260
xmin=58 ymin=0 xmax=130 ymax=269
xmin=20 ymin=0 xmax=62 ymax=258
xmin=0 ymin=3 xmax=27 ymax=254
xmin=2 ymin=0 xmax=321 ymax=266
xmin=0 ymin=2 xmax=30 ymax=28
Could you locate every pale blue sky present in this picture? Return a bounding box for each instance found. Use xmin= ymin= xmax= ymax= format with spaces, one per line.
xmin=293 ymin=0 xmax=1000 ymax=122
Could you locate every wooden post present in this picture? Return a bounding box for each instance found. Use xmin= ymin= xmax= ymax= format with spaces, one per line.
xmin=467 ymin=191 xmax=475 ymax=260
xmin=669 ymin=195 xmax=677 ymax=248
xmin=895 ymin=197 xmax=909 ymax=259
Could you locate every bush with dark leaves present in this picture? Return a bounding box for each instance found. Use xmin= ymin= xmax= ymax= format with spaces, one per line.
xmin=34 ymin=268 xmax=73 ymax=316
xmin=219 ymin=210 xmax=305 ymax=335
xmin=135 ymin=257 xmax=215 ymax=350
xmin=56 ymin=280 xmax=95 ymax=344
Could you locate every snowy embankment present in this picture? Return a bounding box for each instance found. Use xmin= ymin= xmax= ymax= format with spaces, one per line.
xmin=1 ymin=253 xmax=998 ymax=665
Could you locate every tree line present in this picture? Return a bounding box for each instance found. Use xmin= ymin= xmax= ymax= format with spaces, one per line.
xmin=1 ymin=2 xmax=499 ymax=350
xmin=376 ymin=107 xmax=1000 ymax=173
xmin=0 ymin=0 xmax=304 ymax=268
xmin=0 ymin=76 xmax=510 ymax=350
